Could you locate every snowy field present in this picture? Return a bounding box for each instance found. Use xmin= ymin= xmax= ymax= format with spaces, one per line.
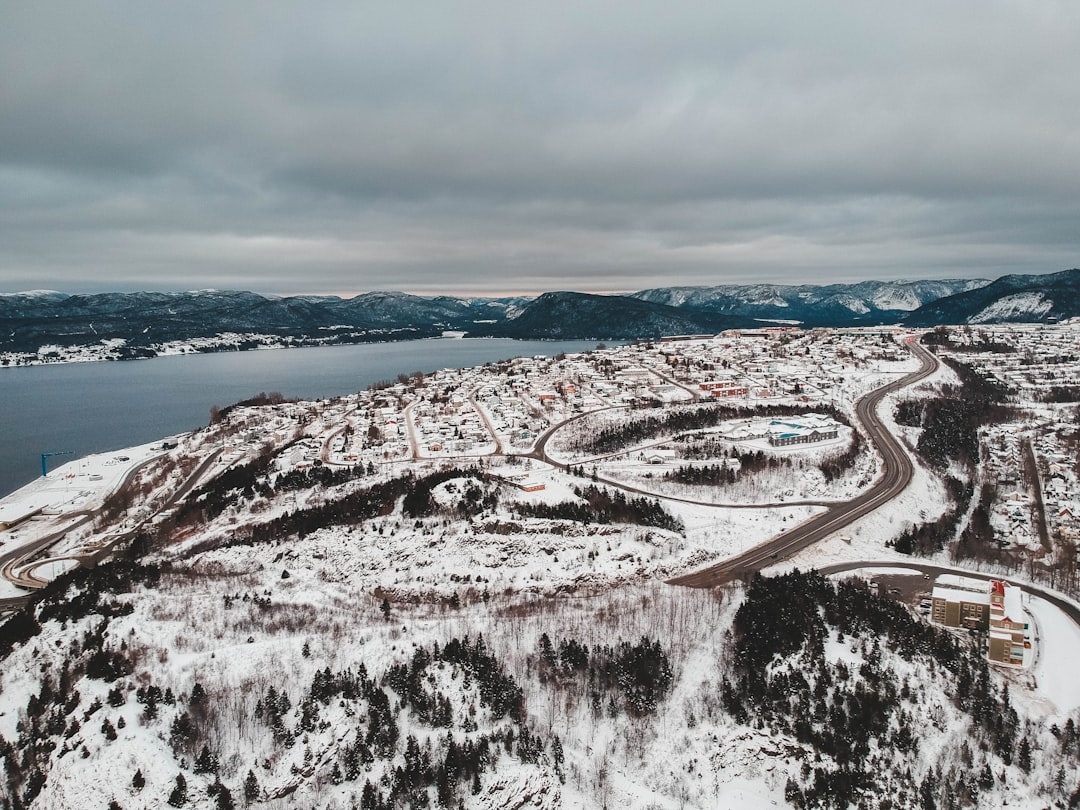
xmin=1029 ymin=596 xmax=1080 ymax=718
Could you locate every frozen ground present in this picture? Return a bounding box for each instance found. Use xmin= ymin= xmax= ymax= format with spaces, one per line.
xmin=1029 ymin=595 xmax=1080 ymax=718
xmin=0 ymin=441 xmax=167 ymax=527
xmin=2 ymin=331 xmax=1080 ymax=808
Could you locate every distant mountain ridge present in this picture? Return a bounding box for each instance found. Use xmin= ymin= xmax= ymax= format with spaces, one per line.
xmin=904 ymin=268 xmax=1080 ymax=326
xmin=631 ymin=278 xmax=989 ymax=326
xmin=1 ymin=270 xmax=1075 ymax=360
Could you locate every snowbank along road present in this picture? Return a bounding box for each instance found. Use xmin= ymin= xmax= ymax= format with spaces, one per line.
xmin=668 ymin=338 xmax=940 ymax=588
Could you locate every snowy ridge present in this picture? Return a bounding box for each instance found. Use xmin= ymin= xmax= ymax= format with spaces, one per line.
xmin=0 ymin=289 xmax=67 ymax=298
xmin=969 ymin=292 xmax=1054 ymax=324
xmin=630 ymin=278 xmax=990 ymax=324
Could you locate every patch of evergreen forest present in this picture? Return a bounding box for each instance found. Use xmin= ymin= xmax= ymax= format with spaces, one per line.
xmin=566 ymin=402 xmax=852 ymax=457
xmin=728 ymin=570 xmax=1080 ymax=809
xmin=0 ymin=556 xmax=675 ymax=809
xmin=175 ymin=461 xmax=683 ymax=554
xmin=2 ymin=554 xmax=1077 ymax=808
xmin=890 ymin=356 xmax=1011 ymax=556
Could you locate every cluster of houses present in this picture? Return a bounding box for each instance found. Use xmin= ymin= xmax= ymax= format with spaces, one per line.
xmin=945 ymin=324 xmax=1080 ymax=559
xmin=1033 ymin=431 xmax=1080 ymax=547
xmin=224 ymin=329 xmax=922 ymax=476
xmin=940 ymin=322 xmax=1080 ymax=402
xmin=655 ymin=327 xmax=909 ymax=404
xmin=409 ymin=397 xmax=492 ymax=457
xmin=930 ymin=575 xmax=1030 ymax=667
xmin=981 ymin=426 xmax=1040 ymax=552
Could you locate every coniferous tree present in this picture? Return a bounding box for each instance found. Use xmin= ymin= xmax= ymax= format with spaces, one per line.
xmin=167 ymin=773 xmax=188 ymax=807
xmin=212 ymin=781 xmax=235 ymax=810
xmin=243 ymin=769 xmax=260 ymax=802
xmin=194 ymin=744 xmax=217 ymax=774
xmin=1018 ymin=737 xmax=1032 ymax=773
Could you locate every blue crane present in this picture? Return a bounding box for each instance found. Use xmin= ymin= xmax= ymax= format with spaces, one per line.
xmin=41 ymin=450 xmax=74 ymax=477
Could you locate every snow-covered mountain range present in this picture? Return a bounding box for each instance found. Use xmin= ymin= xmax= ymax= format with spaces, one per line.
xmin=631 ymin=278 xmax=989 ymax=324
xmin=3 ymin=271 xmax=1077 ymax=362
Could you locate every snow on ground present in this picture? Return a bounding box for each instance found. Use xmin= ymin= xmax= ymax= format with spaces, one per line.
xmin=596 ymin=440 xmax=874 ymax=506
xmin=675 ymin=500 xmax=825 ymax=565
xmin=970 ymin=292 xmax=1054 ymax=324
xmin=778 ymin=449 xmax=949 ymax=574
xmin=0 ymin=440 xmax=170 ymax=523
xmin=1028 ymin=595 xmax=1080 ymax=718
xmin=773 ymin=380 xmax=954 ymax=576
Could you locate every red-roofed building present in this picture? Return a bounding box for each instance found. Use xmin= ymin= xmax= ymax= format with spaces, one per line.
xmin=988 ymin=580 xmax=1029 ymax=667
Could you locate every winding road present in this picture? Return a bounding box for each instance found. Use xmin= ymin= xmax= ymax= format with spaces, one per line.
xmin=816 ymin=560 xmax=1080 ymax=629
xmin=668 ymin=339 xmax=940 ymax=587
xmin=0 ymin=448 xmax=223 ymax=611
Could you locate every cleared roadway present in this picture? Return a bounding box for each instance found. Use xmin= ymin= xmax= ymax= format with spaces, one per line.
xmin=816 ymin=560 xmax=1080 ymax=629
xmin=668 ymin=339 xmax=940 ymax=587
xmin=0 ymin=448 xmax=222 ymax=611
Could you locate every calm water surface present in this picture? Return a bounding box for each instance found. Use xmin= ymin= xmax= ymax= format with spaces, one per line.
xmin=0 ymin=338 xmax=603 ymax=498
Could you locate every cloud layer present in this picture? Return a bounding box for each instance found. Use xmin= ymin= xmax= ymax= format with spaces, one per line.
xmin=2 ymin=1 xmax=1078 ymax=295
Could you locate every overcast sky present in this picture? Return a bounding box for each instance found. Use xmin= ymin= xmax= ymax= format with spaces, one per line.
xmin=2 ymin=2 xmax=1078 ymax=297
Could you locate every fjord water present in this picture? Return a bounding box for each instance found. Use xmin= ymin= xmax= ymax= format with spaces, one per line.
xmin=0 ymin=338 xmax=601 ymax=498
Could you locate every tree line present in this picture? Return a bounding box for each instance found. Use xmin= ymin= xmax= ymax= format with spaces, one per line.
xmin=513 ymin=484 xmax=684 ymax=533
xmin=567 ymin=403 xmax=851 ymax=457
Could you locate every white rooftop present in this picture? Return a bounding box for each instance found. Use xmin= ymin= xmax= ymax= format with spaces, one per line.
xmin=935 ymin=574 xmax=987 ymax=593
xmin=933 ymin=574 xmax=990 ymax=605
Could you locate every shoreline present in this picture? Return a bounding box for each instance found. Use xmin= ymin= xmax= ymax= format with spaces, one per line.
xmin=1 ymin=332 xmax=615 ymax=370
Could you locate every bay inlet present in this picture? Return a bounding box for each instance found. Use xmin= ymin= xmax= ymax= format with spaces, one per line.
xmin=0 ymin=338 xmax=604 ymax=498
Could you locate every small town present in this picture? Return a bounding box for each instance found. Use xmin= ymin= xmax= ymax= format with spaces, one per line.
xmin=2 ymin=322 xmax=1080 ymax=810
xmin=5 ymin=6 xmax=1080 ymax=806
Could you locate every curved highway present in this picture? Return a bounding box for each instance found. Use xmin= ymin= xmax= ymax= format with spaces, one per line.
xmin=0 ymin=448 xmax=222 ymax=610
xmin=668 ymin=339 xmax=940 ymax=588
xmin=815 ymin=560 xmax=1080 ymax=630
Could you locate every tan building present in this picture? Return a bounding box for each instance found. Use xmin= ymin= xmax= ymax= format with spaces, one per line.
xmin=930 ymin=575 xmax=990 ymax=630
xmin=930 ymin=575 xmax=1029 ymax=667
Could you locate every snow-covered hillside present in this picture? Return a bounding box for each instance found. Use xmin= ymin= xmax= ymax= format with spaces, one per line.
xmin=2 ymin=562 xmax=1077 ymax=810
xmin=969 ymin=292 xmax=1055 ymax=324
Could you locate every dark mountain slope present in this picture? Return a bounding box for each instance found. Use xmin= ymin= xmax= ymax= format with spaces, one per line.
xmin=906 ymin=268 xmax=1080 ymax=326
xmin=494 ymin=291 xmax=746 ymax=340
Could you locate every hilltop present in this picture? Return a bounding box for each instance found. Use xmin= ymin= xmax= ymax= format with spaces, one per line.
xmin=9 ymin=271 xmax=1079 ymax=366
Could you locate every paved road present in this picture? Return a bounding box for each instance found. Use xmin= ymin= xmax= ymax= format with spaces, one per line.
xmin=649 ymin=366 xmax=702 ymax=401
xmin=0 ymin=448 xmax=222 ymax=610
xmin=528 ymin=404 xmax=619 ymax=467
xmin=816 ymin=559 xmax=1080 ymax=630
xmin=402 ymin=402 xmax=421 ymax=459
xmin=1021 ymin=437 xmax=1052 ymax=552
xmin=0 ymin=452 xmax=167 ymax=599
xmin=530 ymin=403 xmax=846 ymax=510
xmin=668 ymin=339 xmax=940 ymax=587
xmin=468 ymin=392 xmax=504 ymax=455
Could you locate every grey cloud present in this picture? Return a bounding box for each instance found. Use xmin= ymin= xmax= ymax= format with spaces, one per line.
xmin=1 ymin=1 xmax=1078 ymax=295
